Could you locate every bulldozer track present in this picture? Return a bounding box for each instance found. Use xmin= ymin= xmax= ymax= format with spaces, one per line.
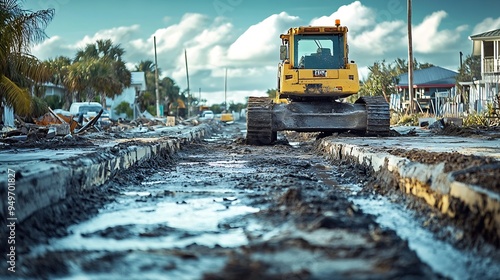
xmin=246 ymin=97 xmax=276 ymax=145
xmin=356 ymin=96 xmax=390 ymax=136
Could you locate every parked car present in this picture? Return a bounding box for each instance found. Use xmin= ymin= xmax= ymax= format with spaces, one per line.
xmin=69 ymin=102 xmax=110 ymax=125
xmin=201 ymin=110 xmax=215 ymax=120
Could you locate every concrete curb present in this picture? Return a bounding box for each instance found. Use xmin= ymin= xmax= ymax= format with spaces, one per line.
xmin=318 ymin=138 xmax=500 ymax=245
xmin=0 ymin=124 xmax=212 ymax=227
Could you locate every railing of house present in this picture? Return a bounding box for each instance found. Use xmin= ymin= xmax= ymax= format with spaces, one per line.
xmin=483 ymin=57 xmax=500 ymax=73
xmin=441 ymin=103 xmax=463 ymax=117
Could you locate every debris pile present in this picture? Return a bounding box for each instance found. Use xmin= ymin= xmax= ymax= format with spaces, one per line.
xmin=1 ymin=107 xmax=207 ymax=147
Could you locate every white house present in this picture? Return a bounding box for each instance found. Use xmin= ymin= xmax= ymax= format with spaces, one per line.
xmin=106 ymin=71 xmax=146 ymax=120
xmin=42 ymin=82 xmax=66 ymax=99
xmin=461 ymin=29 xmax=500 ymax=113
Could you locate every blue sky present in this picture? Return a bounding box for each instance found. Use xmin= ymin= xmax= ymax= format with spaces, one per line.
xmin=24 ymin=0 xmax=500 ymax=105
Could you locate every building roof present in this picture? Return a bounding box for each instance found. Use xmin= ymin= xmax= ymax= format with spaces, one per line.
xmin=469 ymin=29 xmax=500 ymax=40
xmin=396 ymin=66 xmax=458 ymax=88
xmin=469 ymin=29 xmax=500 ymax=56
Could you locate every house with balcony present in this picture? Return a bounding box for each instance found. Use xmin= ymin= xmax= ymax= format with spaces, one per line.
xmin=461 ymin=29 xmax=500 ymax=113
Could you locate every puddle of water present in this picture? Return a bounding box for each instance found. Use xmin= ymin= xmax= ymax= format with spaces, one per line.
xmin=253 ymin=247 xmax=375 ymax=277
xmin=42 ymin=228 xmax=249 ymax=253
xmin=31 ymin=196 xmax=260 ymax=255
xmin=61 ymin=254 xmax=226 ymax=280
xmin=289 ymin=142 xmax=300 ymax=148
xmin=155 ymin=198 xmax=259 ymax=232
xmin=352 ymin=196 xmax=500 ymax=280
xmin=122 ymin=191 xmax=151 ymax=196
xmin=208 ymin=160 xmax=247 ymax=168
xmin=141 ymin=180 xmax=169 ymax=186
xmin=178 ymin=162 xmax=203 ymax=166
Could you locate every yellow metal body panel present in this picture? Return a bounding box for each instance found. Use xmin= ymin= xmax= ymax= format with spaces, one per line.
xmin=220 ymin=113 xmax=234 ymax=122
xmin=279 ymin=63 xmax=359 ymax=98
xmin=277 ymin=21 xmax=359 ymax=100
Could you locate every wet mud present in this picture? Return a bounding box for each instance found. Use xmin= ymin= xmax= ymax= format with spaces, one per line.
xmin=3 ymin=123 xmax=500 ymax=279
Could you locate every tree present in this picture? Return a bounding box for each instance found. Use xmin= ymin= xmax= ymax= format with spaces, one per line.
xmin=0 ymin=0 xmax=54 ymax=116
xmin=134 ymin=60 xmax=157 ymax=114
xmin=135 ymin=60 xmax=155 ymax=73
xmin=227 ymin=101 xmax=245 ymax=113
xmin=266 ymin=88 xmax=278 ymax=99
xmin=133 ymin=60 xmax=182 ymax=116
xmin=44 ymin=56 xmax=72 ymax=109
xmin=456 ymin=54 xmax=481 ymax=83
xmin=162 ymin=77 xmax=180 ymax=113
xmin=359 ymin=58 xmax=434 ymax=103
xmin=393 ymin=57 xmax=433 ymax=74
xmin=359 ymin=60 xmax=397 ymax=102
xmin=456 ymin=54 xmax=481 ymax=105
xmin=114 ymin=101 xmax=133 ymax=119
xmin=73 ymin=39 xmax=131 ymax=107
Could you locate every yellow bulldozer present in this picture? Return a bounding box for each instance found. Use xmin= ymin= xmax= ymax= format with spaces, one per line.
xmin=246 ymin=19 xmax=390 ymax=145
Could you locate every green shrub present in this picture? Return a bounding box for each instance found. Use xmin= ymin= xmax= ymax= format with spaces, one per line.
xmin=114 ymin=101 xmax=134 ymax=119
xmin=44 ymin=95 xmax=63 ymax=109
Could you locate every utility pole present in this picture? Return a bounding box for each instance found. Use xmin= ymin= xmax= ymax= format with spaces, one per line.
xmin=154 ymin=36 xmax=160 ymax=117
xmin=407 ymin=0 xmax=414 ymax=114
xmin=185 ymin=49 xmax=190 ymax=118
xmin=224 ymin=68 xmax=227 ymax=111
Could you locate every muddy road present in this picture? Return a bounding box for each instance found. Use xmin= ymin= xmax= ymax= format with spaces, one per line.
xmin=7 ymin=122 xmax=500 ymax=279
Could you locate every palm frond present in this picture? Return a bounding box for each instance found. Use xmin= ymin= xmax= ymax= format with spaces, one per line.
xmin=30 ymin=95 xmax=48 ymax=118
xmin=0 ymin=74 xmax=31 ymax=116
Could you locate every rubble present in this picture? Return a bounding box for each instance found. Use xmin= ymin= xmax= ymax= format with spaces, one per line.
xmin=0 ymin=109 xmax=216 ymax=148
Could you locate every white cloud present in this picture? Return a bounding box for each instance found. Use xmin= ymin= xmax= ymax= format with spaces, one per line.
xmin=227 ymin=12 xmax=300 ymax=62
xmin=203 ymin=90 xmax=268 ymax=106
xmin=31 ymin=35 xmax=74 ymax=60
xmin=32 ymin=25 xmax=143 ymax=61
xmin=308 ymin=2 xmax=406 ymax=62
xmin=413 ymin=11 xmax=465 ymax=54
xmin=350 ymin=20 xmax=406 ymax=55
xmin=74 ymin=24 xmax=141 ymax=50
xmin=310 ymin=1 xmax=375 ymax=31
xmin=472 ymin=17 xmax=500 ymax=35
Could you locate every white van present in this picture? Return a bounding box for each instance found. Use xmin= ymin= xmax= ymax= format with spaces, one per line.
xmin=69 ymin=102 xmax=110 ymax=124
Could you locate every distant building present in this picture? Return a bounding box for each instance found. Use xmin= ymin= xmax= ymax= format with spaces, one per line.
xmin=42 ymin=82 xmax=66 ymax=99
xmin=391 ymin=66 xmax=458 ymax=115
xmin=105 ymin=72 xmax=146 ymax=120
xmin=460 ymin=29 xmax=500 ymax=113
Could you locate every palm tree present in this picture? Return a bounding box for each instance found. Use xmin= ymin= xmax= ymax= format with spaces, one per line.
xmin=45 ymin=56 xmax=72 ymax=109
xmin=0 ymin=0 xmax=54 ymax=116
xmin=162 ymin=77 xmax=180 ymax=116
xmin=135 ymin=60 xmax=156 ymax=73
xmin=134 ymin=60 xmax=156 ymax=113
xmin=73 ymin=39 xmax=131 ymax=107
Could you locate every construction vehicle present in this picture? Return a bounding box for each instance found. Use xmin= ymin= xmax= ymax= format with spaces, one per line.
xmin=220 ymin=111 xmax=234 ymax=123
xmin=246 ymin=19 xmax=390 ymax=145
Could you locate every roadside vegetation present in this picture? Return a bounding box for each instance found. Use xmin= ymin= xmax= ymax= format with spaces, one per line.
xmin=0 ymin=0 xmax=54 ymax=117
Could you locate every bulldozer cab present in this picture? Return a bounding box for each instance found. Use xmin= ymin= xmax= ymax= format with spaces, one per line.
xmin=295 ymin=36 xmax=345 ymax=70
xmin=277 ymin=22 xmax=359 ymax=99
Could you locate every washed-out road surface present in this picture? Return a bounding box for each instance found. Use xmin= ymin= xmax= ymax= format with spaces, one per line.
xmin=4 ymin=121 xmax=500 ymax=280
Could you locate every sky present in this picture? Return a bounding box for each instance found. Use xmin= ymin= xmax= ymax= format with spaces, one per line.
xmin=24 ymin=0 xmax=500 ymax=106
